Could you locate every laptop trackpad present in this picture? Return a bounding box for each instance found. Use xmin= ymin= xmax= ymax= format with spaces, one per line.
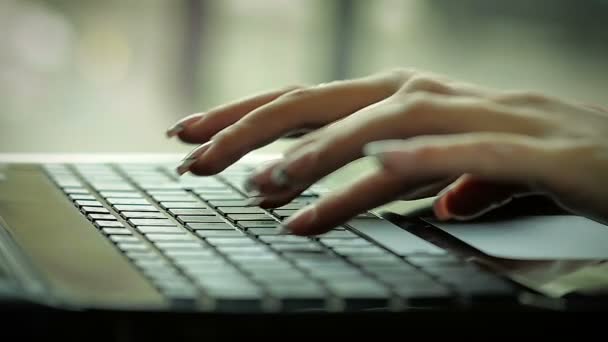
xmin=424 ymin=215 xmax=608 ymax=260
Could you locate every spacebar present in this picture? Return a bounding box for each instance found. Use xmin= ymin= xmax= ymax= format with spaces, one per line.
xmin=348 ymin=218 xmax=445 ymax=255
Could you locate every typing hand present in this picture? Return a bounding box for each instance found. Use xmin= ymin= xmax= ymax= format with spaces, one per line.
xmin=167 ymin=68 xmax=608 ymax=235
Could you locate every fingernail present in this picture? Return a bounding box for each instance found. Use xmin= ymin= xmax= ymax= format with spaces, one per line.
xmin=176 ymin=158 xmax=197 ymax=175
xmin=363 ymin=140 xmax=406 ymax=156
xmin=175 ymin=141 xmax=213 ymax=175
xmin=245 ymin=196 xmax=264 ymax=207
xmin=433 ymin=196 xmax=452 ymax=221
xmin=281 ymin=205 xmax=317 ymax=233
xmin=166 ymin=123 xmax=185 ymax=138
xmin=275 ymin=224 xmax=291 ymax=235
xmin=166 ymin=113 xmax=204 ymax=137
xmin=243 ymin=177 xmax=260 ymax=195
xmin=270 ymin=167 xmax=290 ymax=187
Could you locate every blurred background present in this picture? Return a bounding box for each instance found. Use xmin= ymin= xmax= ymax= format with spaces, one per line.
xmin=1 ymin=0 xmax=607 ymax=153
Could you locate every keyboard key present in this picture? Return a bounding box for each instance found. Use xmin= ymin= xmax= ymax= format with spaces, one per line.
xmin=146 ymin=190 xmax=189 ymax=195
xmin=95 ymin=220 xmax=124 ymax=228
xmin=122 ymin=211 xmax=168 ymax=219
xmin=136 ymin=226 xmax=185 ymax=234
xmin=141 ymin=184 xmax=185 ymax=191
xmin=109 ymin=235 xmax=140 ymax=243
xmin=101 ymin=228 xmax=131 ymax=235
xmin=91 ymin=184 xmax=135 ymax=191
xmin=165 ymin=250 xmax=216 ymax=258
xmin=99 ymin=191 xmax=143 ymax=198
xmin=229 ymin=214 xmax=273 ymax=221
xmin=63 ymin=188 xmax=90 ymax=194
xmin=238 ymin=221 xmax=279 ymax=228
xmin=217 ymin=207 xmax=265 ymax=214
xmin=215 ymin=246 xmax=270 ymax=254
xmin=167 ymin=208 xmax=215 ymax=216
xmin=88 ymin=213 xmax=117 ymax=221
xmin=271 ymin=243 xmax=324 ymax=253
xmin=178 ymin=216 xmax=224 ymax=224
xmin=259 ymin=236 xmax=312 ymax=244
xmin=114 ymin=205 xmax=158 ymax=212
xmin=69 ymin=194 xmax=96 ymax=200
xmin=320 ymin=238 xmax=374 ymax=248
xmin=230 ymin=254 xmax=282 ymax=263
xmin=205 ymin=237 xmax=256 ymax=246
xmin=125 ymin=250 xmax=158 ymax=259
xmin=161 ymin=202 xmax=206 ymax=209
xmin=75 ymin=200 xmax=102 ymax=207
xmin=81 ymin=206 xmax=109 ymax=214
xmin=273 ymin=209 xmax=299 ymax=217
xmin=129 ymin=219 xmax=176 ymax=226
xmin=247 ymin=228 xmax=286 ymax=236
xmin=186 ymin=222 xmax=235 ymax=230
xmin=146 ymin=234 xmax=197 ymax=242
xmin=151 ymin=195 xmax=197 ymax=202
xmin=154 ymin=242 xmax=204 ymax=250
xmin=107 ymin=198 xmax=151 ymax=205
xmin=197 ymin=193 xmax=245 ymax=200
xmin=208 ymin=200 xmax=251 ymax=207
xmin=116 ymin=242 xmax=149 ymax=252
xmin=196 ymin=230 xmax=244 ymax=238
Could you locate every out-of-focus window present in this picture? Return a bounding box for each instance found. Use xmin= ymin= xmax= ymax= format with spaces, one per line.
xmin=1 ymin=0 xmax=607 ymax=153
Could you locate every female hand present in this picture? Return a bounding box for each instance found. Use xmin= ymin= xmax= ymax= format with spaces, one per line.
xmin=167 ymin=68 xmax=608 ymax=235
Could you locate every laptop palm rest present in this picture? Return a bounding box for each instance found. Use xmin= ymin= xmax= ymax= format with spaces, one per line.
xmin=423 ymin=215 xmax=608 ymax=260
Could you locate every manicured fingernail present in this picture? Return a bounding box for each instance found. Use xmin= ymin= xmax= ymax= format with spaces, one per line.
xmin=270 ymin=167 xmax=290 ymax=187
xmin=281 ymin=205 xmax=317 ymax=233
xmin=433 ymin=196 xmax=452 ymax=221
xmin=166 ymin=113 xmax=204 ymax=137
xmin=363 ymin=140 xmax=405 ymax=156
xmin=275 ymin=224 xmax=291 ymax=235
xmin=243 ymin=177 xmax=260 ymax=195
xmin=175 ymin=141 xmax=213 ymax=175
xmin=166 ymin=123 xmax=185 ymax=137
xmin=245 ymin=196 xmax=264 ymax=207
xmin=176 ymin=158 xmax=196 ymax=175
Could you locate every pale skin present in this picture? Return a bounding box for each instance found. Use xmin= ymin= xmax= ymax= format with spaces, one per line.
xmin=166 ymin=68 xmax=608 ymax=236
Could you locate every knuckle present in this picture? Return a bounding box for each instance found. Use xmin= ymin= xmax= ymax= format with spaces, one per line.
xmin=401 ymin=75 xmax=444 ymax=93
xmin=496 ymin=91 xmax=550 ymax=105
xmin=280 ymin=84 xmax=307 ymax=93
xmin=280 ymin=86 xmax=317 ymax=101
xmin=404 ymin=93 xmax=435 ymax=116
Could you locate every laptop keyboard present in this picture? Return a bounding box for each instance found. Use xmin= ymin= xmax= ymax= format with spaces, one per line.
xmin=43 ymin=162 xmax=517 ymax=312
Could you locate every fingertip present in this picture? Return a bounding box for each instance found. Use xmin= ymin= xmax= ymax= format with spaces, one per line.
xmin=433 ymin=195 xmax=452 ymax=221
xmin=281 ymin=205 xmax=319 ymax=236
xmin=166 ymin=113 xmax=205 ymax=139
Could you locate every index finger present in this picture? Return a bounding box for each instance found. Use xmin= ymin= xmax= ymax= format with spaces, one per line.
xmin=189 ymin=72 xmax=406 ymax=175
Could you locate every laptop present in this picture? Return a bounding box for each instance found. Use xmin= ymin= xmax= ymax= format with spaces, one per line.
xmin=0 ymin=152 xmax=586 ymax=321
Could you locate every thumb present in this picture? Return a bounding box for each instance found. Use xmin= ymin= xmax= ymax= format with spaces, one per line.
xmin=433 ymin=174 xmax=532 ymax=221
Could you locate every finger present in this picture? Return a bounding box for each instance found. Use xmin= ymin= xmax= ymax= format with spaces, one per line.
xmin=172 ymin=86 xmax=302 ymax=144
xmin=260 ymin=94 xmax=549 ymax=191
xmin=249 ymin=187 xmax=310 ymax=209
xmin=166 ymin=113 xmax=206 ymax=137
xmin=432 ymin=174 xmax=532 ymax=220
xmin=283 ymin=132 xmax=561 ymax=235
xmin=365 ymin=132 xmax=561 ymax=188
xmin=398 ymin=177 xmax=458 ymax=201
xmin=189 ymin=72 xmax=405 ymax=175
xmin=282 ymin=169 xmax=418 ymax=236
